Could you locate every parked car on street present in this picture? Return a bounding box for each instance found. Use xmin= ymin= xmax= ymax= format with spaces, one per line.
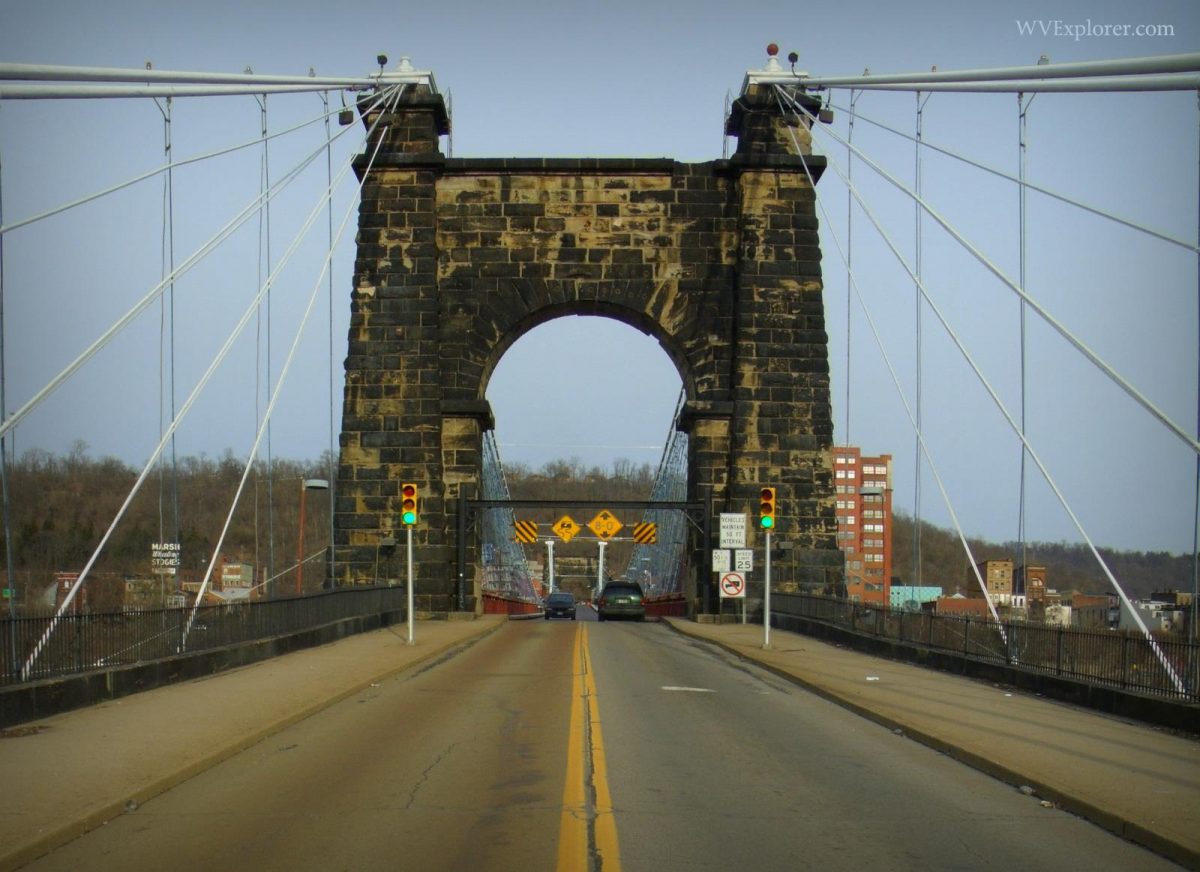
xmin=544 ymin=591 xmax=577 ymax=620
xmin=596 ymin=581 xmax=645 ymax=622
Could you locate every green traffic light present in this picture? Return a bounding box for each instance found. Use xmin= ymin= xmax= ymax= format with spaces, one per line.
xmin=760 ymin=516 xmax=774 ymax=529
xmin=402 ymin=511 xmax=416 ymax=525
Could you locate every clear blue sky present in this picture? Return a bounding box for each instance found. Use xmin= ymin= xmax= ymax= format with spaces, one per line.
xmin=1 ymin=0 xmax=1197 ymax=555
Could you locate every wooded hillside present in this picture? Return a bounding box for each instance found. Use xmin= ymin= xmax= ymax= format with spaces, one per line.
xmin=0 ymin=447 xmax=1191 ymax=606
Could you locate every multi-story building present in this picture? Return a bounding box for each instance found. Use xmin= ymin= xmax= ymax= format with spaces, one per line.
xmin=966 ymin=558 xmax=1014 ymax=604
xmin=830 ymin=446 xmax=893 ymax=605
xmin=1014 ymin=564 xmax=1046 ymax=603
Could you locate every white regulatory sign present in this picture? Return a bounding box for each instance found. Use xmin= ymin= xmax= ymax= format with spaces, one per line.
xmin=719 ymin=513 xmax=747 ymax=549
xmin=719 ymin=571 xmax=746 ymax=598
xmin=711 ymin=550 xmax=731 ymax=573
xmin=734 ymin=549 xmax=753 ymax=572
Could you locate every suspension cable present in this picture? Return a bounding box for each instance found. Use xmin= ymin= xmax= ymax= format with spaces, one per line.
xmin=0 ymin=113 xmax=15 ymax=635
xmin=781 ymin=87 xmax=1200 ymax=455
xmin=843 ymin=88 xmax=858 ymax=446
xmin=913 ymin=90 xmax=929 ymax=587
xmin=1017 ymin=92 xmax=1035 ymax=589
xmin=786 ymin=91 xmax=1184 ymax=688
xmin=324 ymin=89 xmax=337 ymax=590
xmin=182 ymin=100 xmax=398 ymax=642
xmin=1 ymin=103 xmax=342 ymax=236
xmin=1194 ymin=90 xmax=1200 ymax=644
xmin=821 ymin=97 xmax=1198 ymax=254
xmin=771 ymin=92 xmax=1002 ymax=628
xmin=25 ymin=83 xmax=403 ymax=675
xmin=255 ymin=89 xmax=276 ymax=582
xmin=0 ymin=86 xmax=391 ymax=441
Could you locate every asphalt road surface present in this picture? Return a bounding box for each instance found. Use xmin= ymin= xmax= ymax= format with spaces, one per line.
xmin=24 ymin=617 xmax=1180 ymax=871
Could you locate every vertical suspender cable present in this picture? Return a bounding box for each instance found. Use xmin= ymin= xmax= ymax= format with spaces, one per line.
xmin=324 ymin=90 xmax=336 ymax=588
xmin=845 ymin=88 xmax=858 ymax=446
xmin=166 ymin=97 xmax=178 ymax=543
xmin=154 ymin=95 xmax=178 ymax=548
xmin=913 ymin=91 xmax=929 ymax=585
xmin=1192 ymin=89 xmax=1199 ymax=644
xmin=258 ymin=92 xmax=276 ymax=585
xmin=155 ymin=96 xmax=166 ymax=545
xmin=1018 ymin=93 xmax=1034 ymax=587
xmin=0 ymin=127 xmax=16 ymax=641
xmin=252 ymin=87 xmax=263 ymax=590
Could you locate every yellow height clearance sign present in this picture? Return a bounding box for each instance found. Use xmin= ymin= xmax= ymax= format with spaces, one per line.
xmin=588 ymin=510 xmax=623 ymax=541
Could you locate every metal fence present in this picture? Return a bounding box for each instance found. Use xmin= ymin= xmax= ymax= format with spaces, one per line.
xmin=0 ymin=586 xmax=408 ymax=688
xmin=772 ymin=593 xmax=1200 ymax=703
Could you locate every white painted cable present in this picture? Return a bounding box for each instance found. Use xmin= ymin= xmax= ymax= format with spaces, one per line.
xmin=181 ymin=84 xmax=405 ymax=642
xmin=0 ymin=100 xmax=351 ymax=236
xmin=776 ymin=52 xmax=1200 ymax=88
xmin=0 ymin=87 xmax=390 ymax=440
xmin=822 ymin=96 xmax=1198 ymax=255
xmin=796 ymin=98 xmax=1185 ymax=690
xmin=22 ymin=84 xmax=402 ymax=678
xmin=771 ymin=89 xmax=1003 ymax=629
xmin=780 ymin=87 xmax=1200 ymax=456
xmin=805 ymin=74 xmax=1200 ymax=94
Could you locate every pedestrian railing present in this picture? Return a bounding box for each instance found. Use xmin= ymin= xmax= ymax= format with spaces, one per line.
xmin=771 ymin=593 xmax=1199 ymax=703
xmin=0 ymin=586 xmax=407 ymax=687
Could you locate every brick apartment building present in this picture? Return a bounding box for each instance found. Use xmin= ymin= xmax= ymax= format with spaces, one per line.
xmin=831 ymin=446 xmax=893 ymax=605
xmin=966 ymin=558 xmax=1014 ymax=603
xmin=1015 ymin=564 xmax=1047 ymax=604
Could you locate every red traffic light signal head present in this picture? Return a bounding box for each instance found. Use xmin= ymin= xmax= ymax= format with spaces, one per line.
xmin=759 ymin=486 xmax=777 ymax=529
xmin=401 ymin=483 xmax=419 ymax=525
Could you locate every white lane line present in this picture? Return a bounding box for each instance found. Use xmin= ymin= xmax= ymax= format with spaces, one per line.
xmin=661 ymin=686 xmax=716 ymax=693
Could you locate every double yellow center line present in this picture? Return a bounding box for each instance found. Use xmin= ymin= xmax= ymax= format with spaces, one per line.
xmin=557 ymin=623 xmax=621 ymax=871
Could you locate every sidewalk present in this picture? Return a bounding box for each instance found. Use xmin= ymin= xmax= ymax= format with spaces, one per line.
xmin=0 ymin=616 xmax=504 ymax=872
xmin=663 ymin=617 xmax=1200 ymax=869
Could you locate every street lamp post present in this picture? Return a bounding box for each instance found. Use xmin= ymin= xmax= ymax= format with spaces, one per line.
xmin=296 ymin=478 xmax=330 ymax=595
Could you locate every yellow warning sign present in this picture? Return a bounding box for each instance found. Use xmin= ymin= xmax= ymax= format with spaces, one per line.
xmin=588 ymin=510 xmax=623 ymax=541
xmin=553 ymin=515 xmax=581 ymax=543
xmin=514 ymin=520 xmax=538 ymax=544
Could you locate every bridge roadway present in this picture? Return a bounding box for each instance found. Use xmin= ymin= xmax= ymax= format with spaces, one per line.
xmin=1 ymin=611 xmax=1196 ymax=871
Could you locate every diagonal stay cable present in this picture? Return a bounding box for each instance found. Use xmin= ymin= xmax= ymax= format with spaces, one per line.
xmin=180 ymin=84 xmax=405 ymax=645
xmin=21 ymin=84 xmax=400 ymax=679
xmin=784 ymin=92 xmax=1184 ymax=690
xmin=0 ymin=87 xmax=390 ymax=442
xmin=0 ymin=98 xmax=352 ymax=236
xmin=770 ymin=90 xmax=1002 ymax=630
xmin=822 ymin=96 xmax=1197 ymax=255
xmin=779 ymin=87 xmax=1199 ymax=456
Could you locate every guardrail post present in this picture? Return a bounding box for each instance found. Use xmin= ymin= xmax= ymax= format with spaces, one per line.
xmin=963 ymin=617 xmax=970 ymax=657
xmin=1055 ymin=625 xmax=1064 ymax=676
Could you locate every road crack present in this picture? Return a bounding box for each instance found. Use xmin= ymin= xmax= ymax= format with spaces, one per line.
xmin=404 ymin=741 xmax=458 ymax=809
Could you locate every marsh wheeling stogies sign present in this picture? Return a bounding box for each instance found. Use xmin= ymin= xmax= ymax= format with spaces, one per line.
xmin=151 ymin=542 xmax=181 ymax=575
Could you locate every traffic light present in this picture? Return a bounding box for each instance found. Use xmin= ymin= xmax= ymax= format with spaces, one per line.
xmin=759 ymin=486 xmax=776 ymax=530
xmin=401 ymin=483 xmax=419 ymax=526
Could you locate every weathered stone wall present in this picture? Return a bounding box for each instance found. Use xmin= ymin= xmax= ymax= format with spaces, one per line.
xmin=333 ymin=82 xmax=843 ymax=610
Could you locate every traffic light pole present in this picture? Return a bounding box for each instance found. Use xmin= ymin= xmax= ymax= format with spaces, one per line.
xmin=763 ymin=530 xmax=772 ymax=649
xmin=406 ymin=525 xmax=414 ymax=645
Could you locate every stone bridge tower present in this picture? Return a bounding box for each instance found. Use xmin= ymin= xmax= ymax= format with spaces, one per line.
xmin=332 ymin=61 xmax=843 ymax=611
